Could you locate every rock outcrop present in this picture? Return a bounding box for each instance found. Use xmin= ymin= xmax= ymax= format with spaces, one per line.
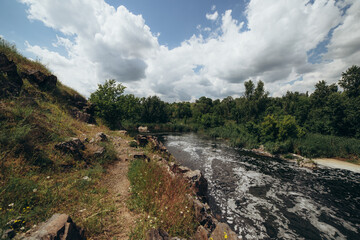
xmin=21 ymin=70 xmax=57 ymax=90
xmin=0 ymin=53 xmax=23 ymax=98
xmin=55 ymin=138 xmax=85 ymax=159
xmin=23 ymin=214 xmax=85 ymax=240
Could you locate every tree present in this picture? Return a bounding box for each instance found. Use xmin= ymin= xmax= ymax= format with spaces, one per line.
xmin=244 ymin=80 xmax=255 ymax=99
xmin=141 ymin=96 xmax=169 ymax=123
xmin=339 ymin=65 xmax=360 ymax=97
xmin=89 ymin=79 xmax=125 ymax=129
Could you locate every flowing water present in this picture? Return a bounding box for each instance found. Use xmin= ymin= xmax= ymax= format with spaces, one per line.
xmin=159 ymin=133 xmax=360 ymax=240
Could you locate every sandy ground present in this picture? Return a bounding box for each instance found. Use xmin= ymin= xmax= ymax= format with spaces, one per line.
xmin=313 ymin=158 xmax=360 ymax=173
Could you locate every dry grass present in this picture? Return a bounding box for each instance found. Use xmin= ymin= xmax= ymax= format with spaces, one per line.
xmin=128 ymin=159 xmax=198 ymax=239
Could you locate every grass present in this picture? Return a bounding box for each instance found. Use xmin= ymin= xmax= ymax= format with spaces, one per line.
xmin=0 ymin=39 xmax=122 ymax=238
xmin=0 ymin=37 xmax=51 ymax=75
xmin=128 ymin=159 xmax=198 ymax=239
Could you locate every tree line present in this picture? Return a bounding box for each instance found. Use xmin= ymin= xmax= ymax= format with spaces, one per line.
xmin=90 ymin=65 xmax=360 ymax=157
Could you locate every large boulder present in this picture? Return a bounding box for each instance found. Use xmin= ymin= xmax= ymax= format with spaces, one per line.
xmin=24 ymin=214 xmax=85 ymax=240
xmin=22 ymin=70 xmax=57 ymax=90
xmin=0 ymin=53 xmax=23 ymax=98
xmin=183 ymin=170 xmax=208 ymax=202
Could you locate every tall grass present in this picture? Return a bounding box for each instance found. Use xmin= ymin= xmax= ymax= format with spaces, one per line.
xmin=128 ymin=159 xmax=198 ymax=239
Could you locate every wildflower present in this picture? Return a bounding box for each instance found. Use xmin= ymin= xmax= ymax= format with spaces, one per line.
xmin=8 ymin=203 xmax=14 ymax=207
xmin=224 ymin=231 xmax=228 ymax=239
xmin=46 ymin=176 xmax=50 ymax=179
xmin=33 ymin=188 xmax=38 ymax=193
xmin=148 ymin=215 xmax=150 ymax=219
xmin=180 ymin=211 xmax=183 ymax=214
xmin=0 ymin=207 xmax=2 ymax=211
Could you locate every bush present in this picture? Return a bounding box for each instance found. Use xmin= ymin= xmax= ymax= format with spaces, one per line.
xmin=294 ymin=133 xmax=360 ymax=158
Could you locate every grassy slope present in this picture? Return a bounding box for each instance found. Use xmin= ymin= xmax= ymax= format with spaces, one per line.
xmin=0 ymin=39 xmax=121 ymax=237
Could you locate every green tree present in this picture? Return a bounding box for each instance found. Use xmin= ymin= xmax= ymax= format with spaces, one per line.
xmin=339 ymin=65 xmax=360 ymax=98
xmin=141 ymin=96 xmax=169 ymax=123
xmin=89 ymin=79 xmax=125 ymax=129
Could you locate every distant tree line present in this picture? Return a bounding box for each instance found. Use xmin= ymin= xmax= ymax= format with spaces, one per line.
xmin=90 ymin=66 xmax=360 ymax=140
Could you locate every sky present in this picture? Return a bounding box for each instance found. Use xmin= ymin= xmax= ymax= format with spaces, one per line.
xmin=0 ymin=0 xmax=359 ymax=102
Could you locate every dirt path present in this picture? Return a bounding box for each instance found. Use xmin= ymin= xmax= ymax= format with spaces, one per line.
xmin=95 ymin=135 xmax=141 ymax=239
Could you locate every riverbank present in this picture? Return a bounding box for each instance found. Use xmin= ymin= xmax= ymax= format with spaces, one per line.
xmin=313 ymin=158 xmax=360 ymax=173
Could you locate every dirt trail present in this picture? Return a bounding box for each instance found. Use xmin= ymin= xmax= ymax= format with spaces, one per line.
xmin=95 ymin=135 xmax=141 ymax=240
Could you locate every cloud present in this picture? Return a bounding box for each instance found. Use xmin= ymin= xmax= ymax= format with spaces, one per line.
xmin=20 ymin=0 xmax=159 ymax=96
xmin=19 ymin=0 xmax=360 ymax=101
xmin=206 ymin=11 xmax=219 ymax=21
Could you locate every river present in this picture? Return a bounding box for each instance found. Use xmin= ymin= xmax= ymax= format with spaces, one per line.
xmin=158 ymin=133 xmax=360 ymax=240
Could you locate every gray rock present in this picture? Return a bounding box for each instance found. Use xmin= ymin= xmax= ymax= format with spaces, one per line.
xmin=183 ymin=170 xmax=208 ymax=202
xmin=54 ymin=138 xmax=85 ymax=159
xmin=24 ymin=214 xmax=85 ymax=240
xmin=95 ymin=132 xmax=108 ymax=142
xmin=1 ymin=229 xmax=16 ymax=239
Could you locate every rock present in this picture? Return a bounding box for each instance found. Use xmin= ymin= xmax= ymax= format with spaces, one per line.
xmin=117 ymin=130 xmax=128 ymax=135
xmin=136 ymin=135 xmax=148 ymax=147
xmin=183 ymin=170 xmax=208 ymax=202
xmin=194 ymin=226 xmax=209 ymax=240
xmin=1 ymin=229 xmax=16 ymax=239
xmin=24 ymin=213 xmax=85 ymax=240
xmin=133 ymin=154 xmax=150 ymax=162
xmin=54 ymin=138 xmax=85 ymax=159
xmin=93 ymin=146 xmax=105 ymax=157
xmin=298 ymin=159 xmax=317 ymax=169
xmin=145 ymin=228 xmax=170 ymax=240
xmin=22 ymin=70 xmax=57 ymax=90
xmin=138 ymin=126 xmax=149 ymax=133
xmin=95 ymin=132 xmax=108 ymax=142
xmin=0 ymin=53 xmax=23 ymax=98
xmin=70 ymin=108 xmax=93 ymax=123
xmin=209 ymin=223 xmax=239 ymax=240
xmin=147 ymin=136 xmax=168 ymax=153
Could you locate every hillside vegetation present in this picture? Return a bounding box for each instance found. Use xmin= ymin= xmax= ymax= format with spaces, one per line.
xmin=0 ymin=38 xmax=123 ymax=238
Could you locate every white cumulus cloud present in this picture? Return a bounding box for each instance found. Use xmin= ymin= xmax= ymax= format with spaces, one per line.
xmin=19 ymin=0 xmax=360 ymax=101
xmin=206 ymin=11 xmax=219 ymax=21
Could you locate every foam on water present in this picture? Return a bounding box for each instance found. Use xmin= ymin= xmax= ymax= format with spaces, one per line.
xmin=161 ymin=133 xmax=360 ymax=240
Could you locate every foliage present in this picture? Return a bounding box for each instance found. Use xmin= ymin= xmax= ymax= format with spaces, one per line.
xmin=90 ymin=79 xmax=126 ymax=129
xmin=339 ymin=65 xmax=360 ymax=98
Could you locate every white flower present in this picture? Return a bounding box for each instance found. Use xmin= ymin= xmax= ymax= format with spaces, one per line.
xmin=8 ymin=203 xmax=14 ymax=207
xmin=33 ymin=188 xmax=37 ymax=193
